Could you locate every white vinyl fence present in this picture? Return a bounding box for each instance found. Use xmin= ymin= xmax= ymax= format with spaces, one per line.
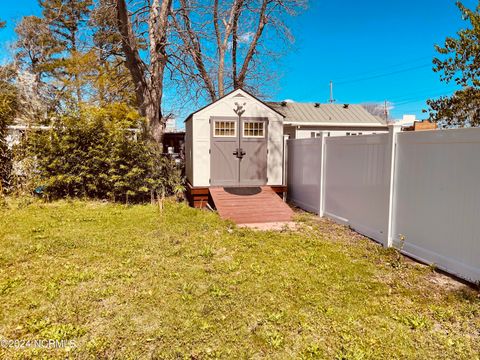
xmin=323 ymin=133 xmax=395 ymax=245
xmin=287 ymin=138 xmax=323 ymax=213
xmin=287 ymin=127 xmax=480 ymax=283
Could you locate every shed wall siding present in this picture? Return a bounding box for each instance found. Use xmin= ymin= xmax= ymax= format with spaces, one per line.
xmin=185 ymin=119 xmax=193 ymax=184
xmin=192 ymin=116 xmax=211 ymax=187
xmin=267 ymin=119 xmax=284 ymax=184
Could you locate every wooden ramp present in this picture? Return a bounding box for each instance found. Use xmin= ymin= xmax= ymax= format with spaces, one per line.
xmin=209 ymin=186 xmax=294 ymax=225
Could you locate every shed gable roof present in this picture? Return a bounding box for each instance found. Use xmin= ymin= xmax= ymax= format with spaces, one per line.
xmin=185 ymin=88 xmax=285 ymax=121
xmin=267 ymin=102 xmax=387 ymax=125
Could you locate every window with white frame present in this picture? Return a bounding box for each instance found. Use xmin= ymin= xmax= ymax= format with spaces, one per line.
xmin=214 ymin=120 xmax=236 ymax=137
xmin=243 ymin=121 xmax=265 ymax=137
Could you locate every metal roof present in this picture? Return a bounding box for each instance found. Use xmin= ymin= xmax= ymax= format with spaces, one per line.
xmin=266 ymin=102 xmax=387 ymax=125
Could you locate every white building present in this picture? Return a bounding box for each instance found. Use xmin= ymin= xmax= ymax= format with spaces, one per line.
xmin=267 ymin=101 xmax=389 ymax=138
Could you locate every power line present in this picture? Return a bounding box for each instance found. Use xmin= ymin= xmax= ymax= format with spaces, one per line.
xmin=392 ymin=89 xmax=457 ymax=106
xmin=336 ymin=63 xmax=432 ymax=85
xmin=388 ymin=85 xmax=458 ymax=103
xmin=333 ymin=55 xmax=433 ymax=83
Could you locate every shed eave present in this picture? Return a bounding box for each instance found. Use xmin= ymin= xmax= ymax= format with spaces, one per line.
xmin=183 ymin=88 xmax=286 ymax=122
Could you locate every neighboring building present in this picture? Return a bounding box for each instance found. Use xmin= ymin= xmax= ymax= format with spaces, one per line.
xmin=388 ymin=115 xmax=437 ymax=131
xmin=163 ymin=131 xmax=185 ymax=157
xmin=402 ymin=120 xmax=437 ymax=132
xmin=267 ymin=101 xmax=389 ymax=139
xmin=389 ymin=114 xmax=417 ymax=127
xmin=165 ymin=118 xmax=177 ymax=133
xmin=6 ymin=124 xmax=51 ymax=148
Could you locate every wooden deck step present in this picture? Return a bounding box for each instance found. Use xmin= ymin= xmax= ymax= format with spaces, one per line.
xmin=209 ymin=186 xmax=294 ymax=225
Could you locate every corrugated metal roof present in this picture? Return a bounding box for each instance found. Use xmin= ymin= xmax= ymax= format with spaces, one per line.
xmin=266 ymin=102 xmax=387 ymax=125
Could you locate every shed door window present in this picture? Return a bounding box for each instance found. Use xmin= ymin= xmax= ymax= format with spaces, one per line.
xmin=214 ymin=120 xmax=236 ymax=137
xmin=243 ymin=121 xmax=265 ymax=138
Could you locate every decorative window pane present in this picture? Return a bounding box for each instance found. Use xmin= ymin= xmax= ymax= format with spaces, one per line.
xmin=243 ymin=121 xmax=265 ymax=137
xmin=214 ymin=120 xmax=236 ymax=137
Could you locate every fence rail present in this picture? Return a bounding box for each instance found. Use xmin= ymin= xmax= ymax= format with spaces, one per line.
xmin=287 ymin=127 xmax=480 ymax=283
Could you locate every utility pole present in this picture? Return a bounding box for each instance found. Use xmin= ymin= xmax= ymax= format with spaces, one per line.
xmin=329 ymin=81 xmax=335 ymax=103
xmin=384 ymin=100 xmax=388 ymax=121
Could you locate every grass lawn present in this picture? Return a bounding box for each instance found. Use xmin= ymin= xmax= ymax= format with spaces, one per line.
xmin=0 ymin=199 xmax=478 ymax=359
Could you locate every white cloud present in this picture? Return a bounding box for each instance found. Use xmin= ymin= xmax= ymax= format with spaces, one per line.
xmin=238 ymin=31 xmax=254 ymax=44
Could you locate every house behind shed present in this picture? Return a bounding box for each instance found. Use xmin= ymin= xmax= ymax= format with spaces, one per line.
xmin=267 ymin=102 xmax=389 ymax=138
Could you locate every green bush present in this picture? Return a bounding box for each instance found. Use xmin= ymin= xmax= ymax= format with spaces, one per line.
xmin=21 ymin=103 xmax=183 ymax=202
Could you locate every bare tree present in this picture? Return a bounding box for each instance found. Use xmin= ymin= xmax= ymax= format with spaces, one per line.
xmin=115 ymin=0 xmax=172 ymax=143
xmin=172 ymin=0 xmax=307 ymax=102
xmin=361 ymin=102 xmax=392 ymax=121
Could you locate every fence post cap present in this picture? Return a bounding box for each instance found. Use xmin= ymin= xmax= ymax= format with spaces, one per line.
xmin=388 ymin=124 xmax=402 ymax=133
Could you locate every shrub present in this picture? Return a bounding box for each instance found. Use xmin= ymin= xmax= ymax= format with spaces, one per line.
xmin=21 ymin=103 xmax=183 ymax=202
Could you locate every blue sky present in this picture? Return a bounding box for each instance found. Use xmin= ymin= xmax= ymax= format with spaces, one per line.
xmin=276 ymin=0 xmax=476 ymax=119
xmin=0 ymin=0 xmax=475 ymax=121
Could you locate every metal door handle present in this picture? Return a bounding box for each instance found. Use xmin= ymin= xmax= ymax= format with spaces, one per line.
xmin=233 ymin=148 xmax=246 ymax=158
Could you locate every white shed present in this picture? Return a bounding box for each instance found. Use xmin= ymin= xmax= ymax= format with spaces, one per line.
xmin=184 ymin=88 xmax=286 ymax=207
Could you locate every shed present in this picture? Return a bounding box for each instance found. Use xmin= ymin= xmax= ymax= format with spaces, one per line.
xmin=184 ymin=88 xmax=286 ymax=207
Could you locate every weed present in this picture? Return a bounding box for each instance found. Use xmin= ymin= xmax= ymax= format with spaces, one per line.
xmin=209 ymin=285 xmax=229 ymax=298
xmin=265 ymin=330 xmax=284 ymax=349
xmin=201 ymin=245 xmax=215 ymax=260
xmin=395 ymin=314 xmax=431 ymax=330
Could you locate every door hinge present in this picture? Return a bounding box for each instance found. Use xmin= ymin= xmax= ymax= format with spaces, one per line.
xmin=209 ymin=118 xmax=211 ymax=124
xmin=209 ymin=149 xmax=211 ymax=154
xmin=209 ymin=178 xmax=211 ymax=184
xmin=266 ymin=177 xmax=269 ymax=182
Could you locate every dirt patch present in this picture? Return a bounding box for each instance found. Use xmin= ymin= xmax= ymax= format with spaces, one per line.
xmin=238 ymin=221 xmax=298 ymax=231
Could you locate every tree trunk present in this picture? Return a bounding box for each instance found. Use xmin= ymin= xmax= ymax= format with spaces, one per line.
xmin=144 ymin=89 xmax=164 ymax=145
xmin=115 ymin=0 xmax=170 ymax=144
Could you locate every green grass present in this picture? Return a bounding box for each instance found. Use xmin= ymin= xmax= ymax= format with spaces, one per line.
xmin=0 ymin=199 xmax=478 ymax=359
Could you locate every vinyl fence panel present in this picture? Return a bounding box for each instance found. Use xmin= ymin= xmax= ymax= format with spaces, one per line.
xmin=393 ymin=129 xmax=480 ymax=282
xmin=287 ymin=127 xmax=480 ymax=282
xmin=286 ymin=138 xmax=323 ymax=213
xmin=323 ymin=134 xmax=392 ymax=245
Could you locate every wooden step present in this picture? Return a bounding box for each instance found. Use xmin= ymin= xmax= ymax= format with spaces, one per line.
xmin=209 ymin=186 xmax=294 ymax=224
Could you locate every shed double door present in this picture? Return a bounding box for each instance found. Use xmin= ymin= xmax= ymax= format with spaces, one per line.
xmin=210 ymin=117 xmax=268 ymax=186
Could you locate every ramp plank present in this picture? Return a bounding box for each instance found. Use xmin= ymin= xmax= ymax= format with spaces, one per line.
xmin=209 ymin=186 xmax=294 ymax=224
